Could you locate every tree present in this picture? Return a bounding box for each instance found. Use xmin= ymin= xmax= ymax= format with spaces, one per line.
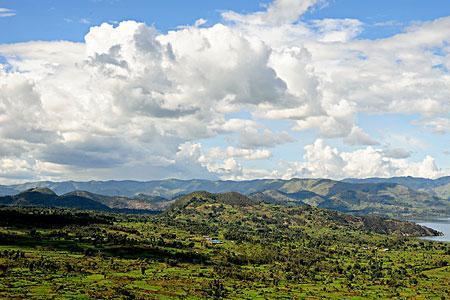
xmin=207 ymin=279 xmax=227 ymax=299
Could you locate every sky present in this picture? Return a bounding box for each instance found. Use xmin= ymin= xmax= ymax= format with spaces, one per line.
xmin=0 ymin=0 xmax=449 ymax=183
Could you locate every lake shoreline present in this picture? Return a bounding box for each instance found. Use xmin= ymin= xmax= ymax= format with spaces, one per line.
xmin=409 ymin=217 xmax=450 ymax=242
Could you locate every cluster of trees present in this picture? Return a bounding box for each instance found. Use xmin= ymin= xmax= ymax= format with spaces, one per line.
xmin=0 ymin=204 xmax=448 ymax=299
xmin=0 ymin=207 xmax=114 ymax=228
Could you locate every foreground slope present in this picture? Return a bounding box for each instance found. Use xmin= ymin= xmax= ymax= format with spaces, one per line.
xmin=0 ymin=194 xmax=448 ymax=299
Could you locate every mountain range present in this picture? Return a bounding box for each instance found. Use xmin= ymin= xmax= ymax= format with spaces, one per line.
xmin=0 ymin=188 xmax=167 ymax=213
xmin=0 ymin=176 xmax=449 ymax=217
xmin=343 ymin=176 xmax=450 ymax=199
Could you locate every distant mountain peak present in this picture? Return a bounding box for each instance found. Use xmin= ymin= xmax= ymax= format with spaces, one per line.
xmin=20 ymin=187 xmax=57 ymax=196
xmin=168 ymin=191 xmax=257 ymax=213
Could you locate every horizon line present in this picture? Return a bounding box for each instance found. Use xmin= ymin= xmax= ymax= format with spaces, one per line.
xmin=2 ymin=175 xmax=449 ymax=186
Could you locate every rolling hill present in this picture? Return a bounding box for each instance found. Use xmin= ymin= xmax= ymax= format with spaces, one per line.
xmin=345 ymin=176 xmax=450 ymax=200
xmin=0 ymin=177 xmax=449 ymax=217
xmin=252 ymin=180 xmax=450 ymax=216
xmin=0 ymin=192 xmax=447 ymax=298
xmin=0 ymin=188 xmax=110 ymax=211
xmin=0 ymin=188 xmax=166 ymax=212
xmin=164 ymin=191 xmax=441 ymax=237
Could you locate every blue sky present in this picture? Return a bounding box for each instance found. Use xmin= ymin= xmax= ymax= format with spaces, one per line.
xmin=0 ymin=0 xmax=449 ymax=182
xmin=3 ymin=0 xmax=450 ymax=43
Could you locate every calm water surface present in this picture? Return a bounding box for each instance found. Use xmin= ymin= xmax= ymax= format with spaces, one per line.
xmin=414 ymin=218 xmax=450 ymax=242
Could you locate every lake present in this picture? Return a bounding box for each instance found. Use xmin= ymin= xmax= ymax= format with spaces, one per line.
xmin=413 ymin=217 xmax=450 ymax=242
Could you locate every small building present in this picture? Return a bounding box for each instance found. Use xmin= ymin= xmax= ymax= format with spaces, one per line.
xmin=203 ymin=236 xmax=222 ymax=244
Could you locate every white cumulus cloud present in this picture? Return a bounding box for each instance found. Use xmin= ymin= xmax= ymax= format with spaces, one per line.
xmin=0 ymin=0 xmax=449 ymax=182
xmin=283 ymin=139 xmax=444 ymax=179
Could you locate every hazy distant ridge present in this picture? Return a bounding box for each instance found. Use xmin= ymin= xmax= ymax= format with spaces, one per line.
xmin=0 ymin=177 xmax=449 ymax=217
xmin=1 ymin=176 xmax=449 ymax=199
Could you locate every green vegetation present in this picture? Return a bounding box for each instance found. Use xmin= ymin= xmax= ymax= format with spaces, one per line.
xmin=345 ymin=176 xmax=450 ymax=201
xmin=249 ymin=180 xmax=450 ymax=218
xmin=0 ymin=188 xmax=167 ymax=213
xmin=0 ymin=192 xmax=449 ymax=299
xmin=2 ymin=177 xmax=448 ymax=217
xmin=434 ymin=182 xmax=450 ymax=200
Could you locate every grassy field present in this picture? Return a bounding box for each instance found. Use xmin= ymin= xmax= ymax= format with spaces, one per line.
xmin=0 ymin=201 xmax=449 ymax=299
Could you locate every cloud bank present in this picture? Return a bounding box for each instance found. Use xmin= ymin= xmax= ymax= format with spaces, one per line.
xmin=0 ymin=0 xmax=449 ymax=182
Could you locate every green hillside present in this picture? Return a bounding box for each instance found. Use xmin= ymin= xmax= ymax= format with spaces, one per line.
xmin=2 ymin=177 xmax=448 ymax=217
xmin=0 ymin=193 xmax=448 ymax=299
xmin=1 ymin=177 xmax=449 ymax=217
xmin=0 ymin=188 xmax=166 ymax=212
xmin=250 ymin=179 xmax=450 ymax=217
xmin=165 ymin=192 xmax=440 ymax=237
xmin=345 ymin=176 xmax=450 ymax=201
xmin=434 ymin=182 xmax=450 ymax=200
